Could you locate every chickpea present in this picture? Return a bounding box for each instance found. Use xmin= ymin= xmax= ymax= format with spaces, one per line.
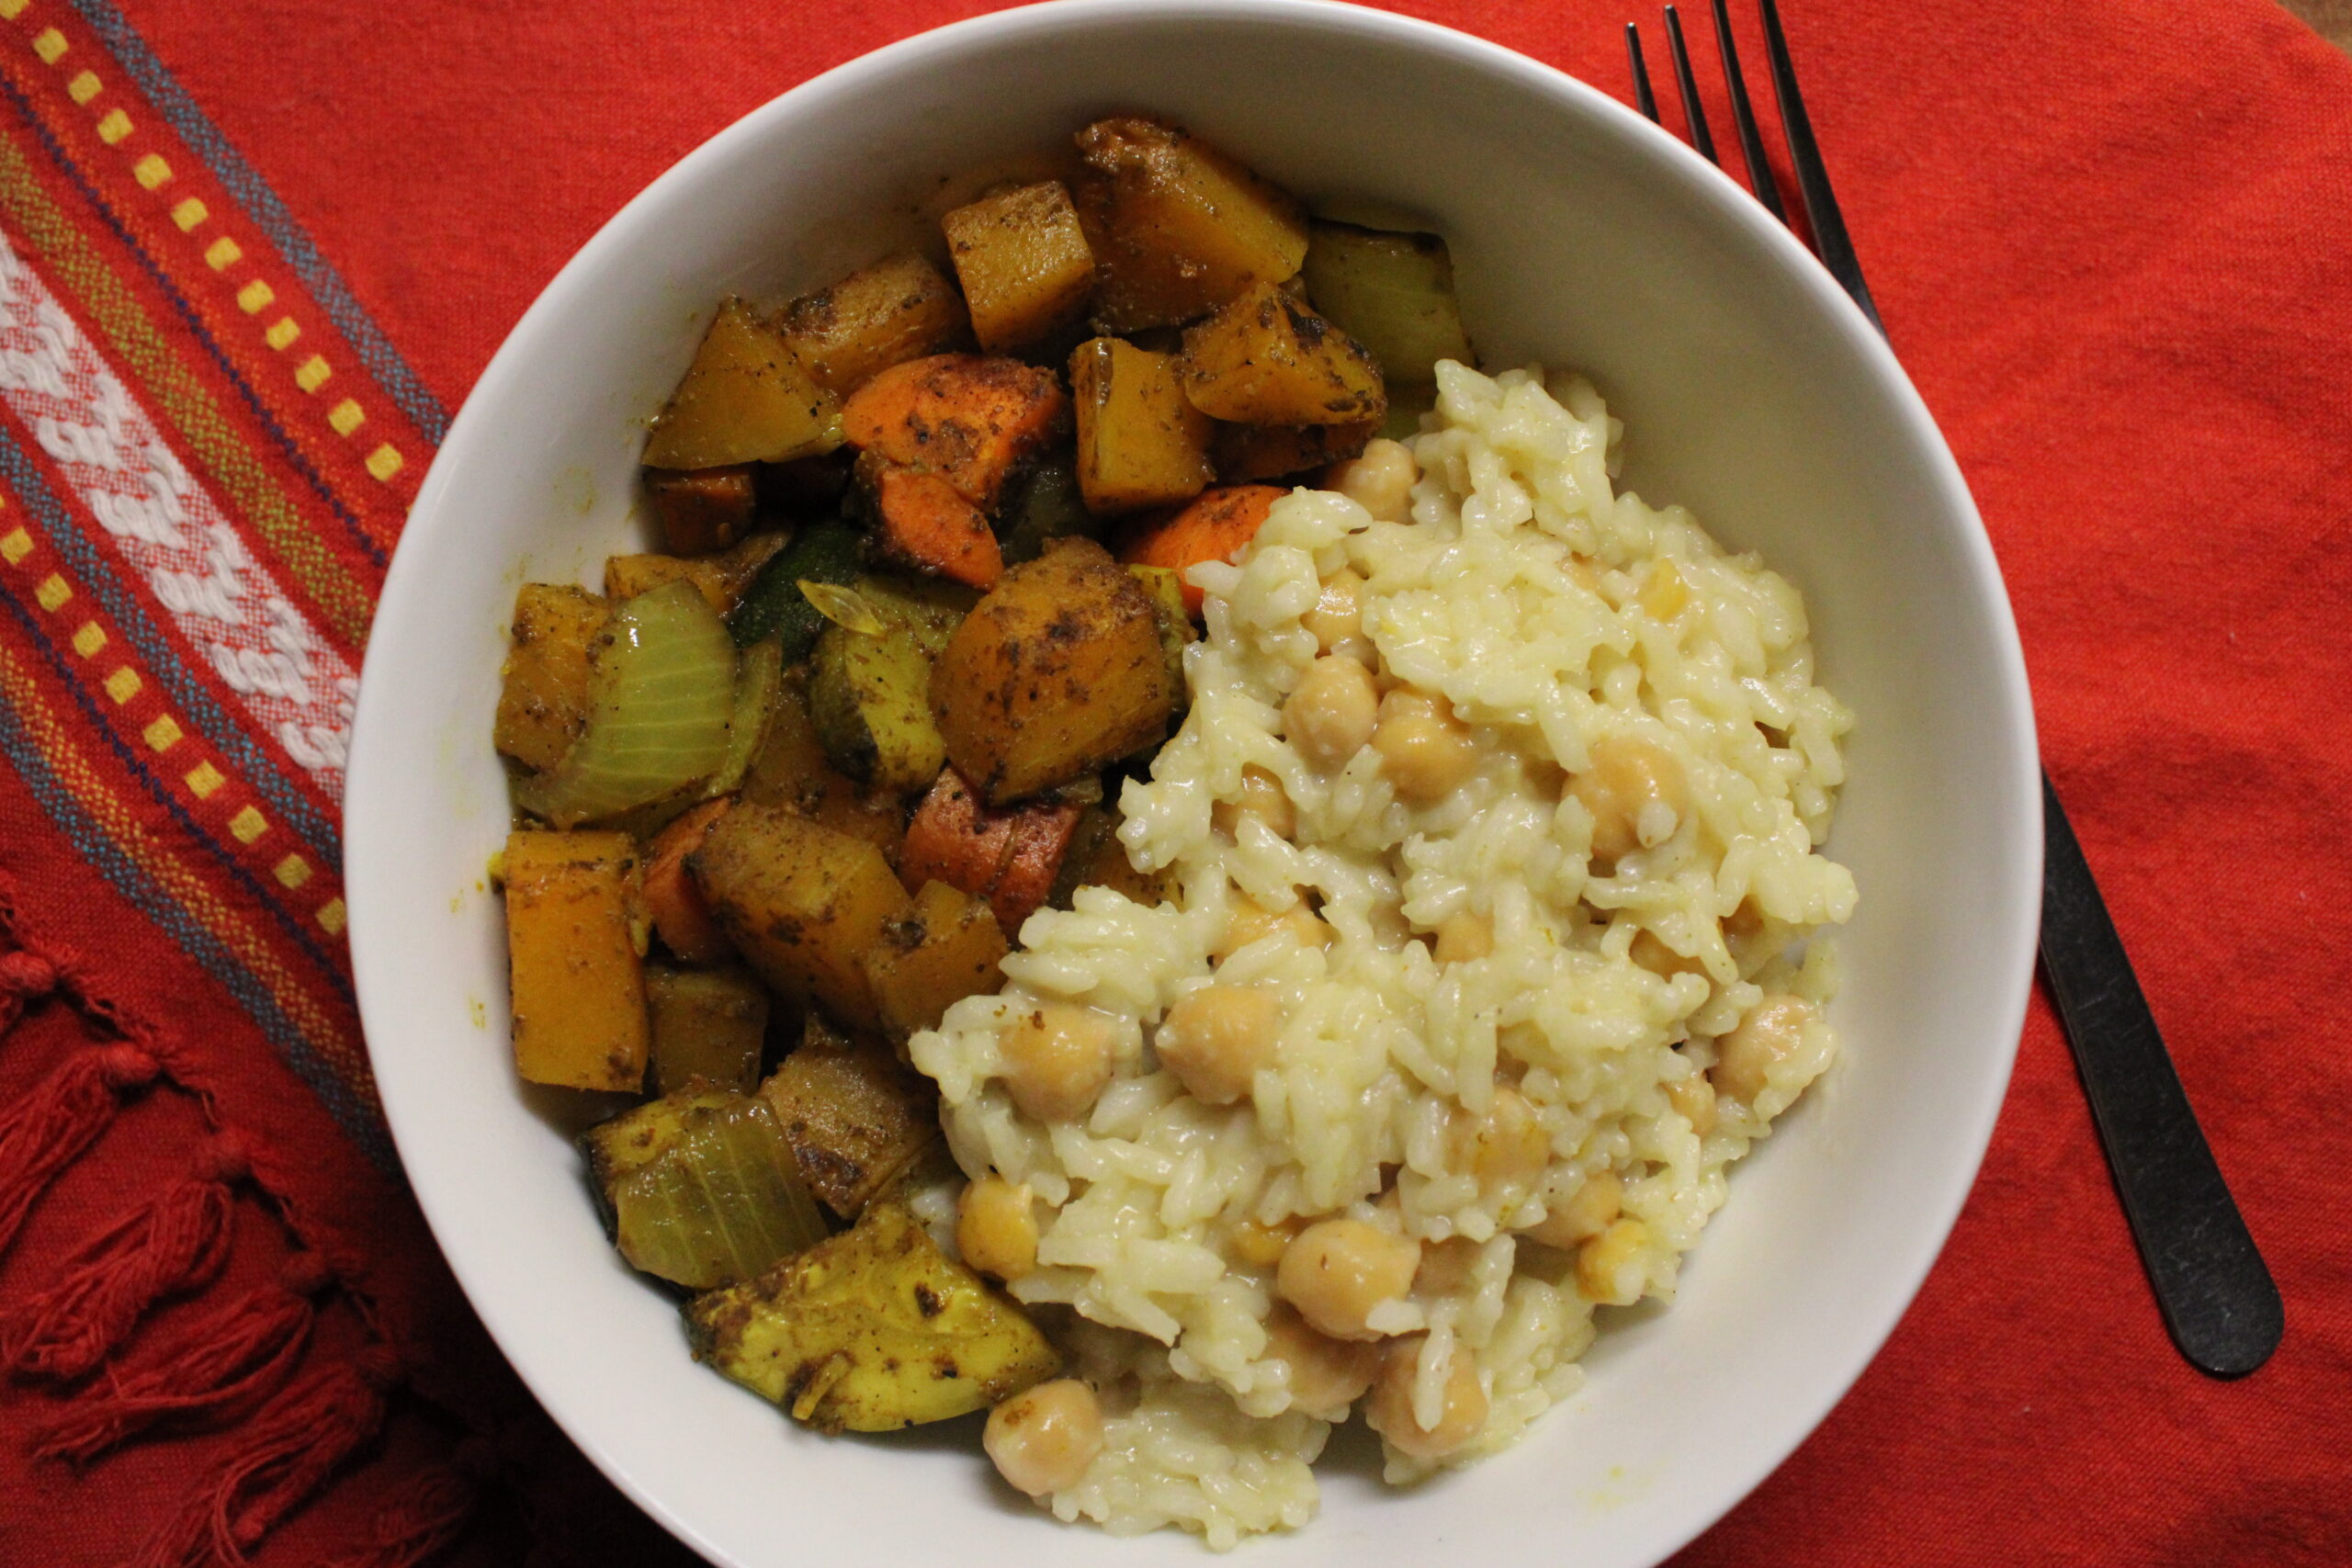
xmin=999 ymin=1002 xmax=1115 ymax=1122
xmin=1518 ymin=1168 xmax=1622 ymax=1251
xmin=1275 ymin=1218 xmax=1422 ymax=1341
xmin=1713 ymin=993 xmax=1815 ymax=1105
xmin=1211 ymin=764 xmax=1297 ymax=840
xmin=1303 ymin=569 xmax=1374 ymax=663
xmin=1227 ymin=1213 xmax=1304 ymax=1269
xmin=1158 ymin=984 xmax=1283 ymax=1105
xmin=1364 ymin=1337 xmax=1488 ymax=1461
xmin=1373 ymin=690 xmax=1477 ymax=805
xmin=1284 ymin=656 xmax=1379 ymax=769
xmin=1262 ymin=1304 xmax=1382 ymax=1418
xmin=1414 ymin=1235 xmax=1481 ymax=1297
xmin=1664 ymin=1072 xmax=1718 ymax=1137
xmin=1448 ymin=1087 xmax=1551 ymax=1190
xmin=956 ymin=1175 xmax=1038 ymax=1282
xmin=1433 ymin=911 xmax=1494 ymax=964
xmin=984 ymin=1379 xmax=1104 ymax=1497
xmin=1326 ymin=437 xmax=1419 ymax=524
xmin=1215 ymin=897 xmax=1333 ymax=961
xmin=1630 ymin=930 xmax=1704 ymax=978
xmin=1569 ymin=735 xmax=1690 ymax=869
xmin=1576 ymin=1216 xmax=1652 ymax=1305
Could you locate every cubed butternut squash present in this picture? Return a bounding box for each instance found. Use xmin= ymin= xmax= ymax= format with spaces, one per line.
xmin=647 ymin=963 xmax=772 ymax=1096
xmin=502 ymin=829 xmax=648 ymax=1092
xmin=1069 ymin=336 xmax=1214 ymax=515
xmin=603 ymin=531 xmax=787 ymax=617
xmin=943 ymin=181 xmax=1095 ymax=353
xmin=761 ymin=1013 xmax=941 ymax=1218
xmin=493 ymin=583 xmax=607 ymax=773
xmin=1179 ymin=281 xmax=1386 ymax=426
xmin=644 ymin=465 xmax=757 ymax=556
xmin=644 ymin=299 xmax=842 ymax=470
xmin=861 ymin=880 xmax=1011 ymax=1042
xmin=776 ymin=252 xmax=969 ymax=397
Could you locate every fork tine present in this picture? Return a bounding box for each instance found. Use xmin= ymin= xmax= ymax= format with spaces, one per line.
xmin=1662 ymin=7 xmax=1718 ymax=165
xmin=1625 ymin=23 xmax=1661 ymax=123
xmin=1709 ymin=0 xmax=1788 ymax=222
xmin=1755 ymin=0 xmax=1883 ymax=332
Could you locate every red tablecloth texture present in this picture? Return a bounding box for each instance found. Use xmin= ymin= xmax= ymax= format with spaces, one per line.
xmin=0 ymin=1 xmax=2346 ymax=1564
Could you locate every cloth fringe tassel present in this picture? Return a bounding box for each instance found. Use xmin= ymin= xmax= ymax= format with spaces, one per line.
xmin=0 ymin=1043 xmax=160 ymax=1259
xmin=0 ymin=948 xmax=57 ymax=1036
xmin=131 ymin=1341 xmax=401 ymax=1568
xmin=33 ymin=1251 xmax=333 ymax=1464
xmin=1 ymin=1134 xmax=243 ymax=1380
xmin=322 ymin=1440 xmax=493 ymax=1568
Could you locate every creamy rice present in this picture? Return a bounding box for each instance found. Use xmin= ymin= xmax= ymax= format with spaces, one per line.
xmin=910 ymin=361 xmax=1857 ymax=1548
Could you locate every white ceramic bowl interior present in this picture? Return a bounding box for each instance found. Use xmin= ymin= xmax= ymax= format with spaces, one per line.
xmin=345 ymin=4 xmax=2041 ymax=1565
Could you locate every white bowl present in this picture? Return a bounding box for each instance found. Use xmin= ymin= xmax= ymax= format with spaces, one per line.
xmin=345 ymin=3 xmax=2041 ymax=1563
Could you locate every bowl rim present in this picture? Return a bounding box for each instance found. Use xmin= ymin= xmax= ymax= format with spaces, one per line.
xmin=345 ymin=2 xmax=2042 ymax=1562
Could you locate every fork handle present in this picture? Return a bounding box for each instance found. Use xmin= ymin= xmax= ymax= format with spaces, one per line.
xmin=2037 ymin=773 xmax=2282 ymax=1376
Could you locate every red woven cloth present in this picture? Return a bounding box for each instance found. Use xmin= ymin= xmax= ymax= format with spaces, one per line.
xmin=0 ymin=1 xmax=2346 ymax=1564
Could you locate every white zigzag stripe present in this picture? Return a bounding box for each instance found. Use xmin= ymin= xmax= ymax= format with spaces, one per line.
xmin=0 ymin=224 xmax=355 ymax=798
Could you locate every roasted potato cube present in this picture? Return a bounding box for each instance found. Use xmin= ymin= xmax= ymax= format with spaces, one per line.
xmin=1212 ymin=418 xmax=1377 ymax=482
xmin=1050 ymin=804 xmax=1174 ymax=908
xmin=1300 ymin=220 xmax=1474 ymax=385
xmin=899 ymin=769 xmax=1084 ymax=936
xmin=808 ymin=617 xmax=947 ymax=795
xmin=739 ymin=664 xmax=908 ymax=861
xmin=762 ymin=1013 xmax=941 ymax=1218
xmin=644 ymin=465 xmax=757 ymax=556
xmin=685 ymin=1201 xmax=1059 ymax=1433
xmin=862 ymin=880 xmax=1011 ymax=1042
xmin=1070 ymin=336 xmax=1214 ymax=515
xmin=840 ymin=354 xmax=1070 ymax=512
xmin=502 ymin=829 xmax=648 ymax=1092
xmin=493 ymin=583 xmax=607 ymax=773
xmin=1180 ymin=281 xmax=1385 ymax=426
xmin=944 ymin=181 xmax=1095 ymax=353
xmin=605 ymin=530 xmax=788 ymax=616
xmin=644 ymin=299 xmax=842 ymax=470
xmin=1073 ymin=117 xmax=1309 ymax=332
xmin=648 ymin=964 xmax=771 ymax=1096
xmin=777 ymin=253 xmax=969 ymax=397
xmin=929 ymin=538 xmax=1178 ymax=804
xmin=582 ymin=1087 xmax=826 ymax=1290
xmin=688 ymin=805 xmax=912 ymax=1030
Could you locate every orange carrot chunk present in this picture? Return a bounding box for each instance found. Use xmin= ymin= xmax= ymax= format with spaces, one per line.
xmin=900 ymin=767 xmax=1085 ymax=935
xmin=1116 ymin=484 xmax=1284 ymax=615
xmin=643 ymin=797 xmax=735 ymax=964
xmin=870 ymin=464 xmax=1005 ymax=589
xmin=841 ymin=354 xmax=1070 ymax=512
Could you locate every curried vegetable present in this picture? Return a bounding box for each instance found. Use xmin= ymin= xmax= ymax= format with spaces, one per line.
xmin=725 ymin=515 xmax=863 ymax=659
xmin=1179 ymin=281 xmax=1386 ymax=426
xmin=644 ymin=299 xmax=842 ymax=470
xmin=762 ymin=1013 xmax=941 ymax=1219
xmin=1050 ymin=803 xmax=1173 ymax=908
xmin=737 ymin=664 xmax=907 ymax=860
xmin=899 ymin=767 xmax=1085 ymax=935
xmin=503 ymin=829 xmax=648 ymax=1092
xmin=583 ymin=1087 xmax=825 ymax=1289
xmin=1299 ymin=220 xmax=1473 ymax=386
xmin=689 ymin=804 xmax=912 ymax=1031
xmin=808 ymin=617 xmax=947 ymax=795
xmin=514 ymin=581 xmax=740 ymax=830
xmin=646 ymin=964 xmax=771 ymax=1096
xmin=861 ymin=879 xmax=1010 ymax=1042
xmin=644 ymin=465 xmax=757 ymax=556
xmin=604 ymin=529 xmax=788 ymax=616
xmin=494 ymin=583 xmax=607 ymax=773
xmin=1127 ymin=563 xmax=1195 ymax=698
xmin=860 ymin=460 xmax=1004 ymax=589
xmin=929 ymin=538 xmax=1178 ymax=804
xmin=642 ymin=798 xmax=735 ymax=964
xmin=1069 ymin=336 xmax=1214 ymax=515
xmin=1073 ymin=117 xmax=1310 ymax=333
xmin=944 ymin=180 xmax=1096 ymax=354
xmin=840 ymin=355 xmax=1070 ymax=512
xmin=776 ymin=252 xmax=968 ymax=397
xmin=685 ymin=1200 xmax=1059 ymax=1433
xmin=1212 ymin=418 xmax=1376 ymax=482
xmin=996 ymin=457 xmax=1101 ymax=567
xmin=706 ymin=637 xmax=785 ymax=801
xmin=1117 ymin=485 xmax=1283 ymax=615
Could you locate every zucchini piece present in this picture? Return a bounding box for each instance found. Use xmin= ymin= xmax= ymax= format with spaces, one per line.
xmin=1300 ymin=220 xmax=1474 ymax=386
xmin=997 ymin=457 xmax=1102 ymax=568
xmin=726 ymin=515 xmax=863 ymax=657
xmin=647 ymin=963 xmax=771 ymax=1097
xmin=805 ymin=573 xmax=971 ymax=795
xmin=685 ymin=1201 xmax=1059 ymax=1433
xmin=582 ymin=1086 xmax=826 ymax=1290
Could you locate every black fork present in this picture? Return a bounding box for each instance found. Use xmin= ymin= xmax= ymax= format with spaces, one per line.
xmin=1626 ymin=0 xmax=2281 ymax=1380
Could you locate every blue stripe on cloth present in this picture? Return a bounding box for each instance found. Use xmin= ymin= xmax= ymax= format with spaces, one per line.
xmin=0 ymin=76 xmax=390 ymax=571
xmin=0 ymin=421 xmax=344 ymax=860
xmin=0 ymin=577 xmax=359 ymax=1002
xmin=0 ymin=648 xmax=393 ymax=1171
xmin=63 ymin=0 xmax=452 ymax=446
